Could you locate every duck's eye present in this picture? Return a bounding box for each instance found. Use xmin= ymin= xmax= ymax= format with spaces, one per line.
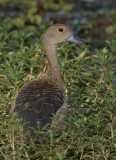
xmin=59 ymin=28 xmax=63 ymax=32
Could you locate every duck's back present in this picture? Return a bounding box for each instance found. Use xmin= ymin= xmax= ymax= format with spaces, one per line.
xmin=13 ymin=79 xmax=64 ymax=131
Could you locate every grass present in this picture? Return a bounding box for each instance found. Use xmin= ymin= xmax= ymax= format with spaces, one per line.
xmin=0 ymin=16 xmax=116 ymax=160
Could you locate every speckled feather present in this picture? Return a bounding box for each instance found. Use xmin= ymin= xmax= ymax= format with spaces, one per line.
xmin=14 ymin=79 xmax=64 ymax=131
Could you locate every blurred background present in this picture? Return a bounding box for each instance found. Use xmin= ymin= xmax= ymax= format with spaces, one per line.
xmin=0 ymin=0 xmax=116 ymax=48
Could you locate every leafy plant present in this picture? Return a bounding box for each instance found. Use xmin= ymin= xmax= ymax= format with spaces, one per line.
xmin=0 ymin=15 xmax=116 ymax=159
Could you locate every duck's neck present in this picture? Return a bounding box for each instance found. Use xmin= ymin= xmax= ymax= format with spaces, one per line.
xmin=44 ymin=43 xmax=62 ymax=87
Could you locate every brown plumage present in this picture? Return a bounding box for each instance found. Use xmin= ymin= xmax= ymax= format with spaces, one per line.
xmin=12 ymin=24 xmax=87 ymax=131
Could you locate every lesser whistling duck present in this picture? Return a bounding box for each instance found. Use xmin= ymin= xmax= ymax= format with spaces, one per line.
xmin=12 ymin=24 xmax=88 ymax=131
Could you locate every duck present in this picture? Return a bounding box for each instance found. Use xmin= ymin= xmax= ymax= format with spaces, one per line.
xmin=12 ymin=24 xmax=88 ymax=132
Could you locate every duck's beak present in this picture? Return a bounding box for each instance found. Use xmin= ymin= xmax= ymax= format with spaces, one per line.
xmin=66 ymin=32 xmax=88 ymax=45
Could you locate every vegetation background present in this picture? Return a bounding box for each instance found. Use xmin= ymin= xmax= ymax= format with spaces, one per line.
xmin=0 ymin=0 xmax=116 ymax=159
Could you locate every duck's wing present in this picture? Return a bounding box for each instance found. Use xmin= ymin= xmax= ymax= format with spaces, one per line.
xmin=13 ymin=80 xmax=64 ymax=131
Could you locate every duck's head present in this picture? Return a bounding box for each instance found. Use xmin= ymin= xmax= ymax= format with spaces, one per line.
xmin=44 ymin=24 xmax=88 ymax=45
